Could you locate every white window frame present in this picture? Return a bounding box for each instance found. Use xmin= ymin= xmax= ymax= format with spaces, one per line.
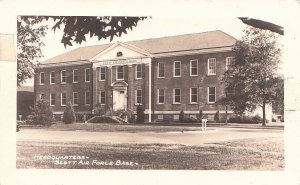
xmin=157 ymin=62 xmax=165 ymax=78
xmin=99 ymin=91 xmax=106 ymax=105
xmin=116 ymin=65 xmax=125 ymax=80
xmin=190 ymin=59 xmax=198 ymax=76
xmin=85 ymin=91 xmax=90 ymax=105
xmin=73 ymin=69 xmax=78 ymax=83
xmin=61 ymin=70 xmax=66 ymax=84
xmin=208 ymin=58 xmax=216 ymax=75
xmin=135 ymin=64 xmax=143 ymax=79
xmin=157 ymin=115 xmax=164 ymax=120
xmin=85 ymin=68 xmax=90 ymax=82
xmin=50 ymin=71 xmax=55 ymax=84
xmin=208 ymin=87 xmax=216 ymax=103
xmin=61 ymin=93 xmax=66 ymax=106
xmin=135 ymin=89 xmax=143 ymax=105
xmin=157 ymin=89 xmax=165 ymax=104
xmin=99 ymin=67 xmax=106 ymax=81
xmin=73 ymin=92 xmax=78 ymax=106
xmin=40 ymin=72 xmax=45 ymax=85
xmin=173 ymin=61 xmax=181 ymax=77
xmin=226 ymin=57 xmax=234 ymax=71
xmin=190 ymin=87 xmax=198 ymax=104
xmin=50 ymin=93 xmax=55 ymax=106
xmin=173 ymin=88 xmax=181 ymax=104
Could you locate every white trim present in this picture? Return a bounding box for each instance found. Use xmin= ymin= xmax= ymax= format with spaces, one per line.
xmin=157 ymin=62 xmax=165 ymax=78
xmin=73 ymin=92 xmax=78 ymax=106
xmin=190 ymin=87 xmax=198 ymax=104
xmin=61 ymin=70 xmax=66 ymax=84
xmin=135 ymin=64 xmax=143 ymax=79
xmin=50 ymin=71 xmax=55 ymax=84
xmin=116 ymin=65 xmax=125 ymax=80
xmin=39 ymin=72 xmax=45 ymax=85
xmin=173 ymin=88 xmax=181 ymax=104
xmin=148 ymin=61 xmax=152 ymax=122
xmin=85 ymin=91 xmax=90 ymax=105
xmin=173 ymin=61 xmax=181 ymax=77
xmin=60 ymin=93 xmax=66 ymax=106
xmin=207 ymin=58 xmax=216 ymax=75
xmin=37 ymin=60 xmax=90 ymax=68
xmin=226 ymin=57 xmax=234 ymax=71
xmin=50 ymin=93 xmax=55 ymax=106
xmin=157 ymin=89 xmax=165 ymax=104
xmin=208 ymin=86 xmax=216 ymax=104
xmin=190 ymin=59 xmax=198 ymax=76
xmin=73 ymin=69 xmax=78 ymax=83
xmin=154 ymin=110 xmax=234 ymax=114
xmin=85 ymin=68 xmax=90 ymax=82
xmin=99 ymin=67 xmax=106 ymax=81
xmin=135 ymin=89 xmax=143 ymax=105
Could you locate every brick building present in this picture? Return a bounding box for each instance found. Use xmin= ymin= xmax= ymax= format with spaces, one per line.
xmin=34 ymin=30 xmax=237 ymax=122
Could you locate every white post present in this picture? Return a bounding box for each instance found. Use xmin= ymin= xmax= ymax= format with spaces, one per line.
xmin=148 ymin=59 xmax=152 ymax=122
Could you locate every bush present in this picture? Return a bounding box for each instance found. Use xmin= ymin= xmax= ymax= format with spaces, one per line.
xmin=63 ymin=102 xmax=76 ymax=124
xmin=26 ymin=100 xmax=54 ymax=126
xmin=180 ymin=117 xmax=199 ymax=123
xmin=214 ymin=111 xmax=220 ymax=122
xmin=136 ymin=104 xmax=145 ymax=123
xmin=179 ymin=110 xmax=185 ymax=122
xmin=198 ymin=109 xmax=203 ymax=120
xmin=228 ymin=114 xmax=263 ymax=124
xmin=93 ymin=104 xmax=106 ymax=116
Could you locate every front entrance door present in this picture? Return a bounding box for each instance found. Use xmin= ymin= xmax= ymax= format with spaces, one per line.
xmin=113 ymin=89 xmax=127 ymax=111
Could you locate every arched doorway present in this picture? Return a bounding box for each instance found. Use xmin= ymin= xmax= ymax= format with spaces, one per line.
xmin=111 ymin=81 xmax=128 ymax=111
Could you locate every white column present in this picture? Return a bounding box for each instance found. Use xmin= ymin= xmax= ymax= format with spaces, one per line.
xmin=148 ymin=59 xmax=152 ymax=122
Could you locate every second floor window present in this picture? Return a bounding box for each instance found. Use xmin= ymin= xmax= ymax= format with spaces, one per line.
xmin=136 ymin=64 xmax=142 ymax=79
xmin=40 ymin=72 xmax=45 ymax=85
xmin=226 ymin=57 xmax=234 ymax=71
xmin=117 ymin=66 xmax=124 ymax=80
xmin=157 ymin=89 xmax=165 ymax=104
xmin=50 ymin=71 xmax=55 ymax=84
xmin=85 ymin=68 xmax=90 ymax=82
xmin=158 ymin=62 xmax=164 ymax=78
xmin=190 ymin=60 xmax=198 ymax=76
xmin=99 ymin=67 xmax=106 ymax=81
xmin=173 ymin=88 xmax=181 ymax=104
xmin=61 ymin=70 xmax=66 ymax=83
xmin=73 ymin=69 xmax=78 ymax=83
xmin=208 ymin=58 xmax=216 ymax=75
xmin=174 ymin=61 xmax=181 ymax=77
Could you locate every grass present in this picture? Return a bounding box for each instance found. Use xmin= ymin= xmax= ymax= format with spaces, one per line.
xmin=16 ymin=137 xmax=284 ymax=170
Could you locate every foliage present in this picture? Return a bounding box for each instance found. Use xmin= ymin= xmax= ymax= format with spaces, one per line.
xmin=136 ymin=104 xmax=145 ymax=123
xmin=63 ymin=102 xmax=76 ymax=124
xmin=228 ymin=114 xmax=263 ymax=124
xmin=93 ymin=104 xmax=106 ymax=116
xmin=219 ymin=27 xmax=282 ymax=126
xmin=114 ymin=109 xmax=131 ymax=122
xmin=198 ymin=109 xmax=203 ymax=120
xmin=26 ymin=99 xmax=54 ymax=126
xmin=179 ymin=110 xmax=185 ymax=122
xmin=214 ymin=111 xmax=220 ymax=122
xmin=180 ymin=117 xmax=199 ymax=123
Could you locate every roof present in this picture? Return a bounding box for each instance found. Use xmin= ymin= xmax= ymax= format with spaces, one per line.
xmin=42 ymin=30 xmax=237 ymax=64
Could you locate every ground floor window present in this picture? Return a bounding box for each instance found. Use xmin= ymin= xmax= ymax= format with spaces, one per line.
xmin=40 ymin=93 xmax=45 ymax=100
xmin=85 ymin=91 xmax=90 ymax=105
xmin=173 ymin=88 xmax=181 ymax=104
xmin=50 ymin=93 xmax=55 ymax=106
xmin=208 ymin=87 xmax=216 ymax=103
xmin=173 ymin=115 xmax=179 ymax=120
xmin=190 ymin=87 xmax=198 ymax=104
xmin=136 ymin=89 xmax=143 ymax=105
xmin=61 ymin=93 xmax=66 ymax=106
xmin=100 ymin=91 xmax=106 ymax=105
xmin=73 ymin=92 xmax=78 ymax=106
xmin=157 ymin=89 xmax=165 ymax=104
xmin=157 ymin=115 xmax=164 ymax=120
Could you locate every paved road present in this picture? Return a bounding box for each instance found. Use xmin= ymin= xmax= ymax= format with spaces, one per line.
xmin=17 ymin=127 xmax=283 ymax=146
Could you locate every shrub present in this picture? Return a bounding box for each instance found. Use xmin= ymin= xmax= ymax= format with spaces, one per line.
xmin=198 ymin=109 xmax=203 ymax=120
xmin=181 ymin=117 xmax=199 ymax=123
xmin=93 ymin=104 xmax=106 ymax=116
xmin=228 ymin=114 xmax=262 ymax=124
xmin=63 ymin=102 xmax=76 ymax=124
xmin=179 ymin=110 xmax=185 ymax=122
xmin=136 ymin=104 xmax=145 ymax=123
xmin=252 ymin=114 xmax=263 ymax=123
xmin=214 ymin=111 xmax=220 ymax=122
xmin=26 ymin=100 xmax=54 ymax=126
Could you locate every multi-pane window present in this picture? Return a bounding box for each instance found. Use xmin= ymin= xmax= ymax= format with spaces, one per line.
xmin=226 ymin=57 xmax=234 ymax=71
xmin=85 ymin=68 xmax=90 ymax=82
xmin=136 ymin=64 xmax=142 ymax=79
xmin=50 ymin=71 xmax=55 ymax=84
xmin=50 ymin=93 xmax=55 ymax=106
xmin=190 ymin=87 xmax=198 ymax=104
xmin=85 ymin=91 xmax=90 ymax=105
xmin=190 ymin=60 xmax=198 ymax=76
xmin=61 ymin=93 xmax=66 ymax=106
xmin=40 ymin=72 xmax=45 ymax=85
xmin=208 ymin=87 xmax=216 ymax=103
xmin=73 ymin=92 xmax=78 ymax=106
xmin=40 ymin=93 xmax=45 ymax=100
xmin=100 ymin=91 xmax=106 ymax=105
xmin=158 ymin=62 xmax=165 ymax=78
xmin=73 ymin=69 xmax=78 ymax=83
xmin=174 ymin=61 xmax=181 ymax=77
xmin=157 ymin=89 xmax=165 ymax=104
xmin=99 ymin=67 xmax=106 ymax=81
xmin=61 ymin=70 xmax=66 ymax=83
xmin=173 ymin=88 xmax=181 ymax=104
xmin=117 ymin=66 xmax=124 ymax=80
xmin=136 ymin=89 xmax=143 ymax=105
xmin=208 ymin=58 xmax=216 ymax=75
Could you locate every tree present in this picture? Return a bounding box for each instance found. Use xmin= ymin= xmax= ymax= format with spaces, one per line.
xmin=214 ymin=111 xmax=220 ymax=123
xmin=63 ymin=102 xmax=76 ymax=124
xmin=136 ymin=104 xmax=145 ymax=123
xmin=179 ymin=110 xmax=185 ymax=122
xmin=220 ymin=27 xmax=282 ymax=126
xmin=198 ymin=109 xmax=203 ymax=120
xmin=26 ymin=99 xmax=54 ymax=126
xmin=17 ymin=16 xmax=147 ymax=85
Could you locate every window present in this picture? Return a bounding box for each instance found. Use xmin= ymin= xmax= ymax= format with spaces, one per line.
xmin=190 ymin=87 xmax=198 ymax=104
xmin=136 ymin=89 xmax=142 ymax=104
xmin=158 ymin=62 xmax=165 ymax=78
xmin=117 ymin=66 xmax=124 ymax=80
xmin=61 ymin=93 xmax=66 ymax=106
xmin=40 ymin=72 xmax=45 ymax=85
xmin=157 ymin=115 xmax=164 ymax=120
xmin=173 ymin=115 xmax=179 ymax=120
xmin=190 ymin=60 xmax=198 ymax=76
xmin=208 ymin=58 xmax=216 ymax=75
xmin=136 ymin=64 xmax=142 ymax=79
xmin=73 ymin=92 xmax=78 ymax=106
xmin=226 ymin=57 xmax=234 ymax=71
xmin=173 ymin=88 xmax=181 ymax=104
xmin=61 ymin=70 xmax=66 ymax=84
xmin=173 ymin=61 xmax=181 ymax=77
xmin=208 ymin=87 xmax=216 ymax=103
xmin=73 ymin=69 xmax=78 ymax=83
xmin=100 ymin=91 xmax=106 ymax=105
xmin=157 ymin=89 xmax=165 ymax=104
xmin=85 ymin=68 xmax=90 ymax=82
xmin=40 ymin=93 xmax=45 ymax=100
xmin=99 ymin=67 xmax=106 ymax=81
xmin=50 ymin=93 xmax=55 ymax=106
xmin=225 ymin=87 xmax=235 ymax=97
xmin=50 ymin=71 xmax=55 ymax=84
xmin=85 ymin=91 xmax=90 ymax=105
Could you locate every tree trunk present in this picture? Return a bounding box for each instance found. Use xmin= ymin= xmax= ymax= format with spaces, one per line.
xmin=225 ymin=105 xmax=228 ymax=125
xmin=262 ymin=100 xmax=266 ymax=126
